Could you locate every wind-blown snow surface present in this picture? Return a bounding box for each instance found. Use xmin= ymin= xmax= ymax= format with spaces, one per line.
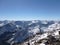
xmin=0 ymin=20 xmax=60 ymax=44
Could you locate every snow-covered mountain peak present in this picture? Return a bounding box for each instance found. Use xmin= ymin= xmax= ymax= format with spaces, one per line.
xmin=0 ymin=20 xmax=60 ymax=45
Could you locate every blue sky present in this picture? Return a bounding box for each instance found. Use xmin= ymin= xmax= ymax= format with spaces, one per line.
xmin=0 ymin=0 xmax=60 ymax=20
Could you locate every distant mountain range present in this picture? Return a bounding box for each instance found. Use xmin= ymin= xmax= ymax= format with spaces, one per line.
xmin=0 ymin=20 xmax=60 ymax=45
